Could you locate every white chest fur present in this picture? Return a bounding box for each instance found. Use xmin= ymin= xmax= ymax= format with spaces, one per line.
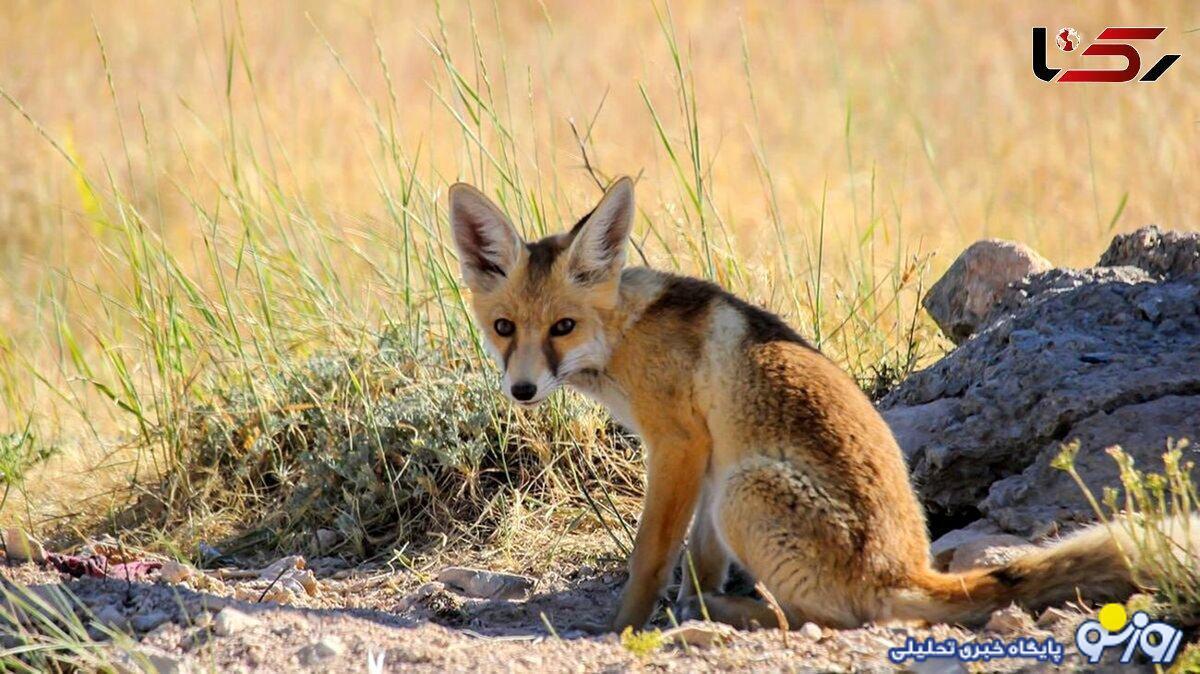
xmin=568 ymin=372 xmax=641 ymax=435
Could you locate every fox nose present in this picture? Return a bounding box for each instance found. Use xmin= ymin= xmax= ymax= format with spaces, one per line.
xmin=510 ymin=382 xmax=537 ymax=402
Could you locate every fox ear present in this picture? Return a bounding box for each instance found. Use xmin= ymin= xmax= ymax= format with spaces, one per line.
xmin=567 ymin=177 xmax=634 ymax=286
xmin=449 ymin=183 xmax=524 ymax=292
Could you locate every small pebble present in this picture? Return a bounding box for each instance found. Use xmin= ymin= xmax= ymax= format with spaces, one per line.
xmin=299 ymin=635 xmax=345 ymax=665
xmin=213 ymin=607 xmax=260 ymax=636
xmin=131 ymin=609 xmax=171 ymax=632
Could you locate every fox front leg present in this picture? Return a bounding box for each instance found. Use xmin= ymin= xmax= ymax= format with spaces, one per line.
xmin=675 ymin=484 xmax=730 ymax=604
xmin=610 ymin=428 xmax=708 ymax=632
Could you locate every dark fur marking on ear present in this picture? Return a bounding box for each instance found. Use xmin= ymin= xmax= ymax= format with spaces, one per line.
xmin=568 ymin=206 xmax=597 ymax=238
xmin=474 ymin=256 xmax=506 ymax=278
xmin=600 ymin=203 xmax=631 ymax=256
xmin=564 ymin=200 xmax=626 ymax=285
xmin=460 ymin=218 xmax=508 ymax=278
xmin=571 ymin=267 xmax=613 ymax=287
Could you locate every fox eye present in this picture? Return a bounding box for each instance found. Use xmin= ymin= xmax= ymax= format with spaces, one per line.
xmin=549 ymin=318 xmax=576 ymax=337
xmin=493 ymin=318 xmax=515 ymax=337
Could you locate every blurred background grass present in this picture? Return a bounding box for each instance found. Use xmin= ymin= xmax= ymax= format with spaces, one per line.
xmin=0 ymin=1 xmax=1196 ymax=561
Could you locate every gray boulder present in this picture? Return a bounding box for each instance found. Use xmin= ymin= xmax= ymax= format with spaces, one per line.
xmin=882 ymin=230 xmax=1200 ymax=536
xmin=983 ymin=395 xmax=1200 ymax=534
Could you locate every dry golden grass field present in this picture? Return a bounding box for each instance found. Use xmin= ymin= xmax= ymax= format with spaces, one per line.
xmin=0 ymin=0 xmax=1197 ymax=568
xmin=2 ymin=2 xmax=1200 ymax=671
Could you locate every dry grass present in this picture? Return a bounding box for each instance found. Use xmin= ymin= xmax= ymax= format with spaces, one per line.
xmin=0 ymin=1 xmax=1197 ymax=561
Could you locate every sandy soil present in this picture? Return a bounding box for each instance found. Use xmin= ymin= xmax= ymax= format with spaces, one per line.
xmin=2 ymin=554 xmax=1150 ymax=673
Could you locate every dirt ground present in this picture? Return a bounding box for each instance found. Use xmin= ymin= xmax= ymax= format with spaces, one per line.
xmin=1 ymin=555 xmax=1150 ymax=673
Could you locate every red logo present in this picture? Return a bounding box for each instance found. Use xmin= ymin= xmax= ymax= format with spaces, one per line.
xmin=1056 ymin=27 xmax=1081 ymax=52
xmin=1033 ymin=26 xmax=1181 ymax=83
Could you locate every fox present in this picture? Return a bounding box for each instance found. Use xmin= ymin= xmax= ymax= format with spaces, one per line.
xmin=448 ymin=176 xmax=1193 ymax=633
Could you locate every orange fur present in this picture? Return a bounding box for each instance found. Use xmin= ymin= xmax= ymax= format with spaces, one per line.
xmin=449 ymin=177 xmax=1179 ymax=632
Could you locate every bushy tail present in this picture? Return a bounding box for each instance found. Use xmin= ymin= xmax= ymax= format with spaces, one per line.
xmin=892 ymin=514 xmax=1200 ymax=625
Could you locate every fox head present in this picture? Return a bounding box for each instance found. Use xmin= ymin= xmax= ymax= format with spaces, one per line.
xmin=449 ymin=177 xmax=634 ymax=406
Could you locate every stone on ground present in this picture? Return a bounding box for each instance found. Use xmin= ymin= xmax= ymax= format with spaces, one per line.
xmin=662 ymin=620 xmax=736 ymax=648
xmin=438 ymin=566 xmax=534 ymax=601
xmin=213 ymin=607 xmax=260 ymax=636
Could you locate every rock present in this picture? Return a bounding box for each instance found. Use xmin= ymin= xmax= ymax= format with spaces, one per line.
xmin=3 ymin=529 xmax=47 ymax=563
xmin=881 ymin=239 xmax=1200 ymax=534
xmin=922 ymin=239 xmax=1051 ymax=343
xmin=312 ymin=528 xmax=341 ymax=554
xmin=882 ymin=399 xmax=961 ymax=462
xmin=113 ymin=649 xmax=190 ymax=674
xmin=298 ymin=636 xmax=345 ymax=665
xmin=93 ymin=605 xmax=129 ymax=630
xmin=159 ymin=561 xmax=194 ymax=584
xmin=142 ymin=652 xmax=188 ymax=674
xmin=984 ymin=604 xmax=1035 ymax=635
xmin=1098 ymin=225 xmax=1200 ymax=278
xmin=396 ymin=581 xmax=446 ymax=612
xmin=437 ymin=567 xmax=534 ymax=601
xmin=982 ymin=395 xmax=1200 ymax=534
xmin=275 ymin=568 xmax=319 ymax=598
xmin=947 ymin=534 xmax=1031 ymax=572
xmin=131 ymin=609 xmax=172 ymax=633
xmin=256 ymin=584 xmax=300 ymax=606
xmin=928 ymin=520 xmax=1002 ymax=570
xmin=257 ymin=555 xmax=305 ymax=580
xmin=1036 ymin=606 xmax=1076 ymax=629
xmin=799 ymin=622 xmax=822 ymax=640
xmin=141 ymin=652 xmax=189 ymax=674
xmin=189 ymin=573 xmax=226 ymax=592
xmin=662 ymin=621 xmax=735 ymax=648
xmin=213 ymin=607 xmax=259 ymax=636
xmin=984 ymin=266 xmax=1153 ymax=324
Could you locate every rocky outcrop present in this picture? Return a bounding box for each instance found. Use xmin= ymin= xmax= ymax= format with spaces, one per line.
xmin=882 ymin=227 xmax=1200 ymax=537
xmin=1098 ymin=224 xmax=1200 ymax=278
xmin=983 ymin=395 xmax=1200 ymax=534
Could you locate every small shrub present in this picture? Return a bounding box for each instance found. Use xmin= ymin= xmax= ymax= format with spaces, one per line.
xmin=126 ymin=341 xmax=643 ymax=562
xmin=620 ymin=626 xmax=664 ymax=658
xmin=1054 ymin=438 xmax=1200 ymax=625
